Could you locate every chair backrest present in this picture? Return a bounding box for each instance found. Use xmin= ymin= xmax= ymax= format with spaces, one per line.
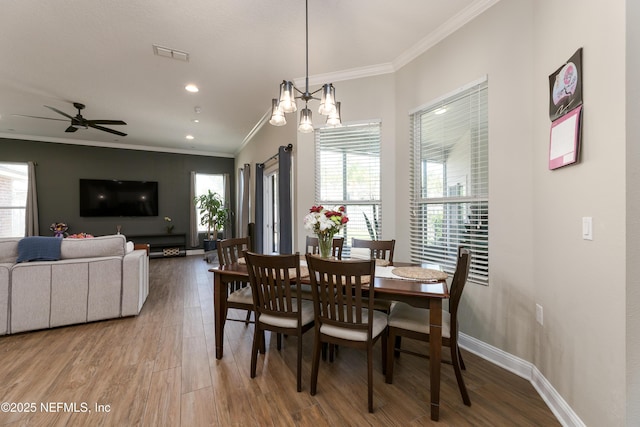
xmin=351 ymin=238 xmax=395 ymax=264
xmin=449 ymin=247 xmax=471 ymax=324
xmin=245 ymin=252 xmax=302 ymax=321
xmin=217 ymin=237 xmax=250 ymax=266
xmin=306 ymin=255 xmax=376 ymax=334
xmin=305 ymin=235 xmax=344 ymax=259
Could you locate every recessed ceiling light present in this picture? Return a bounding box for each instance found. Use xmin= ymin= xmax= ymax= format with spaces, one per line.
xmin=192 ymin=119 xmax=200 ymax=123
xmin=186 ymin=135 xmax=195 ymax=140
xmin=185 ymin=84 xmax=199 ymax=93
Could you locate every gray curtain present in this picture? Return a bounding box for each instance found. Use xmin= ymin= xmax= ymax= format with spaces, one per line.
xmin=254 ymin=163 xmax=264 ymax=254
xmin=189 ymin=171 xmax=199 ymax=247
xmin=25 ymin=161 xmax=39 ymax=236
xmin=278 ymin=146 xmax=292 ymax=254
xmin=223 ymin=173 xmax=231 ymax=237
xmin=237 ymin=165 xmax=250 ymax=238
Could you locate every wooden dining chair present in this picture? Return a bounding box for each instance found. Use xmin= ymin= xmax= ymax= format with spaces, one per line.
xmin=305 ymin=255 xmax=387 ymax=413
xmin=305 ymin=235 xmax=344 ymax=259
xmin=217 ymin=237 xmax=253 ymax=325
xmin=385 ymin=247 xmax=472 ymax=406
xmin=350 ymin=238 xmax=397 ymax=314
xmin=245 ymin=252 xmax=314 ymax=392
xmin=351 ymin=238 xmax=395 ymax=266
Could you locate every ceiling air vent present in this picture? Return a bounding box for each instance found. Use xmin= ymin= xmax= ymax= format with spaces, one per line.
xmin=152 ymin=45 xmax=189 ymax=62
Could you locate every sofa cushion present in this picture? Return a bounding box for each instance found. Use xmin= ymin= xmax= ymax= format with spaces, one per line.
xmin=0 ymin=238 xmax=20 ymax=264
xmin=17 ymin=236 xmax=62 ymax=263
xmin=61 ymin=234 xmax=126 ymax=259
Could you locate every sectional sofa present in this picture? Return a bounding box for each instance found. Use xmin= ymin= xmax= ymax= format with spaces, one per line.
xmin=0 ymin=234 xmax=149 ymax=335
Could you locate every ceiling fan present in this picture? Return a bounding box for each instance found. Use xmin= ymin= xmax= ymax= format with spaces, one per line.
xmin=14 ymin=102 xmax=127 ymax=136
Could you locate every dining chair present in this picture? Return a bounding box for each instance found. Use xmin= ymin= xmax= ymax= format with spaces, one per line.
xmin=351 ymin=238 xmax=395 ymax=266
xmin=306 ymin=255 xmax=387 ymax=413
xmin=244 ymin=252 xmax=315 ymax=392
xmin=305 ymin=235 xmax=344 ymax=259
xmin=385 ymin=247 xmax=472 ymax=406
xmin=217 ymin=237 xmax=253 ymax=325
xmin=351 ymin=238 xmax=397 ymax=314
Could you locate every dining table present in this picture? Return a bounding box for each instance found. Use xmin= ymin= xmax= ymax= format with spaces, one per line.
xmin=209 ymin=259 xmax=450 ymax=421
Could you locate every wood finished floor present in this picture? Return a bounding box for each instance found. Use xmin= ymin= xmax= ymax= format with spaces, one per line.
xmin=0 ymin=255 xmax=560 ymax=426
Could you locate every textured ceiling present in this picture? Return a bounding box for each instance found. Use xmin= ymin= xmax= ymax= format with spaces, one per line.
xmin=0 ymin=0 xmax=495 ymax=157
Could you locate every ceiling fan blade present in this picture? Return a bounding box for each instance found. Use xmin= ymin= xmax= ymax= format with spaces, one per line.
xmin=87 ymin=120 xmax=127 ymax=125
xmin=65 ymin=126 xmax=79 ymax=133
xmin=44 ymin=105 xmax=75 ymax=120
xmin=11 ymin=114 xmax=69 ymax=122
xmin=88 ymin=123 xmax=127 ymax=137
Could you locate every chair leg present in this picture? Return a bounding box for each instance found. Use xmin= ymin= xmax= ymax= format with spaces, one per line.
xmin=450 ymin=340 xmax=471 ymax=406
xmin=458 ymin=344 xmax=467 ymax=370
xmin=310 ymin=334 xmax=322 ymax=396
xmin=296 ymin=333 xmax=303 ymax=392
xmin=381 ymin=331 xmax=387 ymax=376
xmin=250 ymin=326 xmax=260 ymax=379
xmin=385 ymin=328 xmax=396 ymax=384
xmin=394 ymin=336 xmax=402 ymax=357
xmin=321 ymin=342 xmax=327 ymax=361
xmin=244 ymin=310 xmax=251 ymax=325
xmin=277 ymin=332 xmax=282 ymax=351
xmin=259 ymin=330 xmax=266 ymax=354
xmin=367 ymin=343 xmax=374 ymax=413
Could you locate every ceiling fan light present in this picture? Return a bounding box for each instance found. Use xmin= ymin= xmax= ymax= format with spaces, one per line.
xmin=269 ymin=99 xmax=287 ymax=126
xmin=279 ymin=81 xmax=297 ymax=113
xmin=298 ymin=107 xmax=314 ymax=133
xmin=318 ymin=84 xmax=336 ymax=115
xmin=326 ymin=102 xmax=342 ymax=127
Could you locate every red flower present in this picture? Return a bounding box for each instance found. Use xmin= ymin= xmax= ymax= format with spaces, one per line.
xmin=310 ymin=205 xmax=323 ymax=213
xmin=338 ymin=206 xmax=346 ymax=212
xmin=341 ymin=216 xmax=349 ymax=224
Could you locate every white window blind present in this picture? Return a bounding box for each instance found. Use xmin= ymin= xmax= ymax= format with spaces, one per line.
xmin=315 ymin=123 xmax=381 ymax=256
xmin=409 ymin=79 xmax=489 ymax=285
xmin=0 ymin=163 xmax=28 ymax=238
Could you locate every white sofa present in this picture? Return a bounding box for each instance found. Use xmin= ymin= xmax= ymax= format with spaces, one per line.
xmin=0 ymin=234 xmax=149 ymax=335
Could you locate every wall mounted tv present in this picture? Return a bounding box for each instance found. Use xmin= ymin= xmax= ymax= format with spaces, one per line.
xmin=79 ymin=179 xmax=159 ymax=217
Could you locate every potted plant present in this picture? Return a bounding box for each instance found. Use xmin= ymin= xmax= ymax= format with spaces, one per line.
xmin=194 ymin=190 xmax=230 ymax=251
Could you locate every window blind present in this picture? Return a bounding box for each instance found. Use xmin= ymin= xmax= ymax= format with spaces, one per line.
xmin=315 ymin=123 xmax=381 ymax=256
xmin=409 ymin=79 xmax=489 ymax=284
xmin=0 ymin=162 xmax=28 ymax=238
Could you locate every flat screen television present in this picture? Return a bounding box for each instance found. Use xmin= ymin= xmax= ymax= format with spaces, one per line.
xmin=79 ymin=179 xmax=158 ymax=217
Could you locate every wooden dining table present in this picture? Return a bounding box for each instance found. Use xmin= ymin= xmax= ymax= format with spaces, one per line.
xmin=209 ymin=261 xmax=450 ymax=421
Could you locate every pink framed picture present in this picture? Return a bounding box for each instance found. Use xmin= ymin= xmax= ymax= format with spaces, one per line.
xmin=549 ymin=105 xmax=582 ymax=170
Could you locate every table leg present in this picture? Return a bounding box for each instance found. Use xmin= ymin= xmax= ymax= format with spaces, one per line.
xmin=214 ymin=272 xmax=227 ymax=359
xmin=429 ymin=298 xmax=442 ymax=421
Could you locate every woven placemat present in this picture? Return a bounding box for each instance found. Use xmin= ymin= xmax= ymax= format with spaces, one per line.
xmin=375 ymin=259 xmax=390 ymax=267
xmin=391 ymin=267 xmax=447 ymax=281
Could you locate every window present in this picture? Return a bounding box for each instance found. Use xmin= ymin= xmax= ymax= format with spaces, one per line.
xmin=410 ymin=78 xmax=489 ymax=285
xmin=195 ymin=173 xmax=227 ymax=233
xmin=0 ymin=162 xmax=28 ymax=238
xmin=315 ymin=122 xmax=381 ymax=256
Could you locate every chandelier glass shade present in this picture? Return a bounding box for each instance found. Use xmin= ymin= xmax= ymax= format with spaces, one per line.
xmin=269 ymin=0 xmax=342 ymax=132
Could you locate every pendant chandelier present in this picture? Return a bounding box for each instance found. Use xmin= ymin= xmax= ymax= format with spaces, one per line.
xmin=269 ymin=0 xmax=342 ymax=133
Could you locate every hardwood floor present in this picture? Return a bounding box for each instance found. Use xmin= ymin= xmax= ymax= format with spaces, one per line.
xmin=0 ymin=255 xmax=559 ymax=426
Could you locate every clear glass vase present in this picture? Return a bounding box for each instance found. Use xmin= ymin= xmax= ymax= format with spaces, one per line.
xmin=318 ymin=232 xmax=334 ymax=258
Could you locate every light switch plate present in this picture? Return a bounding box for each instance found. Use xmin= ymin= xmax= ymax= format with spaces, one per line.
xmin=582 ymin=217 xmax=593 ymax=240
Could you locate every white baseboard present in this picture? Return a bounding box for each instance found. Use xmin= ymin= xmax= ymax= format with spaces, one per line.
xmin=458 ymin=333 xmax=585 ymax=427
xmin=186 ymin=249 xmax=205 ymax=256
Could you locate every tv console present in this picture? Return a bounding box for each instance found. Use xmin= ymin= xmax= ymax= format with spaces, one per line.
xmin=125 ymin=233 xmax=187 ymax=259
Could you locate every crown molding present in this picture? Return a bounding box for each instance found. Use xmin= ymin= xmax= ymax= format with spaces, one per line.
xmin=294 ymin=62 xmax=395 ymax=88
xmin=0 ymin=132 xmax=234 ymax=158
xmin=393 ymin=0 xmax=501 ymax=70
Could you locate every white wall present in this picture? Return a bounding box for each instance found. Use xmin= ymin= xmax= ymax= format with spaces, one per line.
xmin=627 ymin=1 xmax=640 ymax=423
xmin=394 ymin=0 xmax=536 ymax=361
xmin=532 ymin=1 xmax=626 ymax=425
xmin=237 ymin=0 xmax=631 ymax=424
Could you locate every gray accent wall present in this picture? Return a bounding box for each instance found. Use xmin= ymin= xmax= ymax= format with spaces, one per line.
xmin=1 ymin=137 xmax=234 ymax=245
